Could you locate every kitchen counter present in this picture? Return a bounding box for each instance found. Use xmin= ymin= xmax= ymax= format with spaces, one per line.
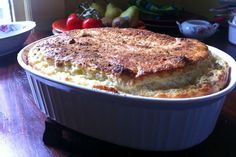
xmin=0 ymin=29 xmax=236 ymax=157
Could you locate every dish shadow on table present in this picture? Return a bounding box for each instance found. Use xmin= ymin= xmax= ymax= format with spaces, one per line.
xmin=43 ymin=115 xmax=236 ymax=157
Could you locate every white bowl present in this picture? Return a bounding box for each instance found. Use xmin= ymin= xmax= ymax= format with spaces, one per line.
xmin=17 ymin=40 xmax=236 ymax=151
xmin=0 ymin=21 xmax=36 ymax=56
xmin=176 ymin=20 xmax=219 ymax=40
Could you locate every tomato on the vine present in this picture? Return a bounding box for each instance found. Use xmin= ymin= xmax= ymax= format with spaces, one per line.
xmin=82 ymin=18 xmax=102 ymax=29
xmin=66 ymin=13 xmax=83 ymax=30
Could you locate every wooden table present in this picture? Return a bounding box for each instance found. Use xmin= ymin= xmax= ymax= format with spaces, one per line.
xmin=0 ymin=29 xmax=236 ymax=157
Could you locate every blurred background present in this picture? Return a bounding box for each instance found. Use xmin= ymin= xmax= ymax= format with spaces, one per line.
xmin=0 ymin=0 xmax=236 ymax=31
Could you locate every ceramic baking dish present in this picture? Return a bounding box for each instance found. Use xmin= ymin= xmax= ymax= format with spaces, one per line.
xmin=17 ymin=39 xmax=236 ymax=151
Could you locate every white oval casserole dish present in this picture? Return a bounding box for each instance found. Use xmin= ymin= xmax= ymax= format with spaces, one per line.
xmin=17 ymin=39 xmax=236 ymax=151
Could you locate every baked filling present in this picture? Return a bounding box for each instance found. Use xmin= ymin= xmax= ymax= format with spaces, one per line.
xmin=26 ymin=28 xmax=229 ymax=98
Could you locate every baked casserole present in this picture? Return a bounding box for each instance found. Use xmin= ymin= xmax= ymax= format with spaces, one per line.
xmin=26 ymin=28 xmax=229 ymax=98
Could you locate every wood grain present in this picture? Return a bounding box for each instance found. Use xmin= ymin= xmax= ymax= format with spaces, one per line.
xmin=0 ymin=32 xmax=68 ymax=157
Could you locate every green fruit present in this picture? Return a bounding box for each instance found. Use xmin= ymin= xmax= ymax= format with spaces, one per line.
xmin=105 ymin=3 xmax=122 ymax=21
xmin=91 ymin=2 xmax=105 ymax=17
xmin=112 ymin=17 xmax=129 ymax=28
xmin=120 ymin=5 xmax=139 ymax=27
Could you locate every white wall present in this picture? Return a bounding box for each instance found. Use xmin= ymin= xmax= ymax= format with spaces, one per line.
xmin=30 ymin=0 xmax=65 ymax=31
xmin=12 ymin=0 xmax=65 ymax=31
xmin=12 ymin=0 xmax=26 ymax=21
xmin=14 ymin=0 xmax=65 ymax=31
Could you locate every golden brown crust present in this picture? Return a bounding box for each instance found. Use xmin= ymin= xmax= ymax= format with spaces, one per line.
xmin=32 ymin=28 xmax=209 ymax=79
xmin=27 ymin=28 xmax=229 ymax=98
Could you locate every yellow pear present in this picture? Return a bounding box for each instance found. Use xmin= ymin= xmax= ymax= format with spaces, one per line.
xmin=105 ymin=3 xmax=122 ymax=20
xmin=120 ymin=5 xmax=139 ymax=27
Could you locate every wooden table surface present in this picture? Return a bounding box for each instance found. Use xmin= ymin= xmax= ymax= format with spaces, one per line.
xmin=0 ymin=29 xmax=236 ymax=157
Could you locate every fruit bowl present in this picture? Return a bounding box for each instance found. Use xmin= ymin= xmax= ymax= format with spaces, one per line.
xmin=0 ymin=21 xmax=36 ymax=56
xmin=51 ymin=18 xmax=145 ymax=35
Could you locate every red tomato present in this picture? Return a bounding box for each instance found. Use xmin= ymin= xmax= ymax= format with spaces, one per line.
xmin=82 ymin=18 xmax=102 ymax=29
xmin=66 ymin=13 xmax=83 ymax=30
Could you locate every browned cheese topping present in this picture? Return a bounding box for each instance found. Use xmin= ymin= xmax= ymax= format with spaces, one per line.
xmin=34 ymin=28 xmax=208 ymax=79
xmin=27 ymin=28 xmax=229 ymax=98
